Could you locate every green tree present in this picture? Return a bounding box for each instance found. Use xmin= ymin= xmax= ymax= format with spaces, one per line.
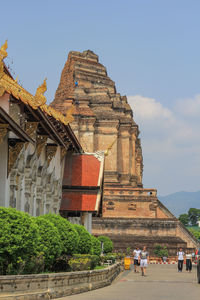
xmin=153 ymin=244 xmax=162 ymax=257
xmin=188 ymin=228 xmax=200 ymax=240
xmin=153 ymin=244 xmax=168 ymax=257
xmin=73 ymin=224 xmax=92 ymax=254
xmin=41 ymin=214 xmax=79 ymax=255
xmin=0 ymin=207 xmax=39 ymax=274
xmin=126 ymin=247 xmax=131 ymax=256
xmin=33 ymin=216 xmax=62 ymax=270
xmin=188 ymin=208 xmax=200 ymax=226
xmin=97 ymin=236 xmax=113 ymax=254
xmin=179 ymin=214 xmax=189 ymax=226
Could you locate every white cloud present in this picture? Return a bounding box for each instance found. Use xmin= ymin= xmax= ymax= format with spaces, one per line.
xmin=127 ymin=95 xmax=200 ymax=195
xmin=175 ymin=94 xmax=200 ymax=117
xmin=129 ymin=95 xmax=172 ymax=120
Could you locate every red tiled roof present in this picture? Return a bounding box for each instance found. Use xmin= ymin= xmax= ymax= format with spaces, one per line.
xmin=61 ymin=153 xmax=104 ymax=212
xmin=61 ymin=191 xmax=98 ymax=211
xmin=63 ymin=154 xmax=101 ymax=187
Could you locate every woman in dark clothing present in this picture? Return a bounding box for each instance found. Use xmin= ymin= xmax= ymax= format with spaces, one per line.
xmin=185 ymin=250 xmax=192 ymax=272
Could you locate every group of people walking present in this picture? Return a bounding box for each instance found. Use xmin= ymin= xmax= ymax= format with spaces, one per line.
xmin=177 ymin=247 xmax=193 ymax=272
xmin=133 ymin=246 xmax=149 ymax=276
xmin=131 ymin=246 xmax=194 ymax=276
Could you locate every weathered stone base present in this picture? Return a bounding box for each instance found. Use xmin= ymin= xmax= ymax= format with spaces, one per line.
xmin=0 ymin=263 xmax=121 ymax=300
xmin=92 ymin=217 xmax=199 ymax=255
xmin=100 ymin=234 xmax=186 ymax=255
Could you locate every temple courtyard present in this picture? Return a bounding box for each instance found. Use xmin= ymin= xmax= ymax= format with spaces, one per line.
xmin=56 ymin=264 xmax=199 ymax=300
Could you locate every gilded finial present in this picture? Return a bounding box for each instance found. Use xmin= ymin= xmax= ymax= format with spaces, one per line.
xmin=33 ymin=78 xmax=47 ymax=109
xmin=104 ymin=137 xmax=117 ymax=156
xmin=0 ymin=40 xmax=8 ymax=79
xmin=35 ymin=78 xmax=47 ymax=97
xmin=0 ymin=40 xmax=8 ymax=60
xmin=0 ymin=62 xmax=4 ymax=79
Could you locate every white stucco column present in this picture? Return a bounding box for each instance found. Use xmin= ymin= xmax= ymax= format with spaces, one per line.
xmin=0 ymin=134 xmax=10 ymax=207
xmin=83 ymin=212 xmax=92 ymax=234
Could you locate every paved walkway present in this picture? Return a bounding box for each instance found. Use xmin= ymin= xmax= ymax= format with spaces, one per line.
xmin=55 ymin=264 xmax=199 ymax=300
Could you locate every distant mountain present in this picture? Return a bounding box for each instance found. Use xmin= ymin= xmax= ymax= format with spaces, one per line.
xmin=158 ymin=191 xmax=200 ymax=217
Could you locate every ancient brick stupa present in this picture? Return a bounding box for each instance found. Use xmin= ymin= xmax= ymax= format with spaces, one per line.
xmin=51 ymin=50 xmax=198 ymax=253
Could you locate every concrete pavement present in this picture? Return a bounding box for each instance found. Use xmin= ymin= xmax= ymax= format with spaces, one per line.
xmin=54 ymin=264 xmax=199 ymax=300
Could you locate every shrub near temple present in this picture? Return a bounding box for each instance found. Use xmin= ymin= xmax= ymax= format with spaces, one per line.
xmin=41 ymin=214 xmax=79 ymax=255
xmin=91 ymin=235 xmax=101 ymax=256
xmin=0 ymin=207 xmax=39 ymax=275
xmin=73 ymin=224 xmax=92 ymax=254
xmin=33 ymin=216 xmax=62 ymax=270
xmin=73 ymin=254 xmax=100 ymax=269
xmin=100 ymin=254 xmax=116 ymax=264
xmin=153 ymin=244 xmax=168 ymax=258
xmin=98 ymin=236 xmax=113 ymax=254
xmin=68 ymin=257 xmax=91 ymax=271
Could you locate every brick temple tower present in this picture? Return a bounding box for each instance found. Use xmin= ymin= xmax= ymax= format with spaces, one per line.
xmin=51 ymin=50 xmax=199 ymax=253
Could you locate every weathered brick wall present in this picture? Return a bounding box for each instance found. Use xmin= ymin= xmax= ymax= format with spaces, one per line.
xmin=103 ymin=199 xmax=157 ymax=218
xmin=50 ymin=50 xmax=143 ymax=187
xmin=92 ymin=218 xmax=198 ymax=255
xmin=0 ymin=263 xmax=121 ymax=300
xmin=51 ymin=55 xmax=75 ymax=111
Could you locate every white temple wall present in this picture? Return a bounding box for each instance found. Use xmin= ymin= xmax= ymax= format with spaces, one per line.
xmin=7 ymin=142 xmax=64 ymax=217
xmin=0 ymin=134 xmax=10 ymax=207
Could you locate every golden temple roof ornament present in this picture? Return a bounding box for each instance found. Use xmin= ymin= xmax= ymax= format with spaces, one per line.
xmin=33 ymin=78 xmax=47 ymax=109
xmin=0 ymin=41 xmax=74 ymax=126
xmin=40 ymin=104 xmax=75 ymax=125
xmin=0 ymin=40 xmax=8 ymax=60
xmin=105 ymin=137 xmax=117 ymax=156
xmin=0 ymin=40 xmax=8 ymax=79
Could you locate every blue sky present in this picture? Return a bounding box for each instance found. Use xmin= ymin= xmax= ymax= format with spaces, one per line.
xmin=1 ymin=0 xmax=200 ymax=195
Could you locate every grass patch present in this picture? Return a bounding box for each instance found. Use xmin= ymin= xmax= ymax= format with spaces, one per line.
xmin=94 ymin=265 xmax=106 ymax=270
xmin=186 ymin=226 xmax=200 ymax=231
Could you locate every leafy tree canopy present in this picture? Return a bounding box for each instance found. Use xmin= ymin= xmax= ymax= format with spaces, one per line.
xmin=33 ymin=216 xmax=62 ymax=269
xmin=0 ymin=207 xmax=39 ymax=274
xmin=179 ymin=208 xmax=200 ymax=226
xmin=41 ymin=214 xmax=79 ymax=255
xmin=179 ymin=214 xmax=189 ymax=226
xmin=188 ymin=208 xmax=200 ymax=226
xmin=73 ymin=224 xmax=92 ymax=254
xmin=153 ymin=244 xmax=168 ymax=257
xmin=97 ymin=236 xmax=113 ymax=254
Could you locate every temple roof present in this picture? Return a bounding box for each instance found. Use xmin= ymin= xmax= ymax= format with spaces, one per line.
xmin=0 ymin=40 xmax=82 ymax=153
xmin=0 ymin=41 xmax=75 ymax=126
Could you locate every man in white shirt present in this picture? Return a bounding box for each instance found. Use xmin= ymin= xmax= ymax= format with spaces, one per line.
xmin=133 ymin=247 xmax=141 ymax=273
xmin=176 ymin=247 xmax=185 ymax=272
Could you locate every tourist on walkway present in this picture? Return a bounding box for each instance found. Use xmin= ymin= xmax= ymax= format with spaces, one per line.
xmin=139 ymin=246 xmax=149 ymax=276
xmin=185 ymin=250 xmax=192 ymax=272
xmin=133 ymin=247 xmax=141 ymax=273
xmin=177 ymin=247 xmax=185 ymax=272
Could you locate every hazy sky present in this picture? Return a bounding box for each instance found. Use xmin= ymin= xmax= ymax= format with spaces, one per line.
xmin=1 ymin=0 xmax=200 ymax=195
